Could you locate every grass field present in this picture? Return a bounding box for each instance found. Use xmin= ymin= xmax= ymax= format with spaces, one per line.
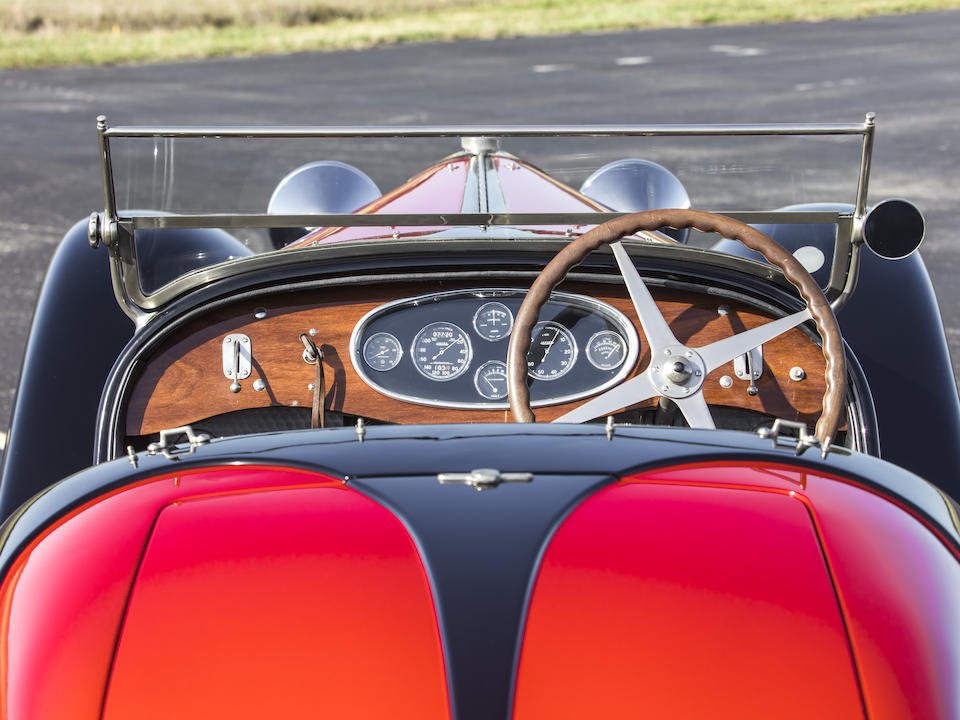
xmin=1 ymin=0 xmax=958 ymax=68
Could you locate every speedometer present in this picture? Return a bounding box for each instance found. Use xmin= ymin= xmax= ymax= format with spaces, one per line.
xmin=412 ymin=322 xmax=472 ymax=381
xmin=527 ymin=321 xmax=577 ymax=381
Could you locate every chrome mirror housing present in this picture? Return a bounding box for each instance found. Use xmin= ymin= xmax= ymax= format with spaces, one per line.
xmin=862 ymin=198 xmax=925 ymax=260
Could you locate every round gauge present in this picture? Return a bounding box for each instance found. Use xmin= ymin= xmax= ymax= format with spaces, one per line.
xmin=473 ymin=301 xmax=514 ymax=341
xmin=586 ymin=330 xmax=628 ymax=370
xmin=527 ymin=321 xmax=577 ymax=381
xmin=474 ymin=360 xmax=508 ymax=400
xmin=362 ymin=332 xmax=402 ymax=371
xmin=412 ymin=322 xmax=472 ymax=381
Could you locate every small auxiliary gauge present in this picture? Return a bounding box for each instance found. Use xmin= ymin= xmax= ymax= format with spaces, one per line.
xmin=362 ymin=332 xmax=402 ymax=371
xmin=586 ymin=330 xmax=627 ymax=370
xmin=473 ymin=301 xmax=514 ymax=341
xmin=474 ymin=360 xmax=508 ymax=400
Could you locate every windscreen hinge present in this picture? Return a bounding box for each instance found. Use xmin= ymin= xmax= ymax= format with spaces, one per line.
xmin=87 ymin=212 xmax=119 ymax=249
xmin=757 ymin=418 xmax=821 ymax=456
xmin=147 ymin=425 xmax=212 ymax=460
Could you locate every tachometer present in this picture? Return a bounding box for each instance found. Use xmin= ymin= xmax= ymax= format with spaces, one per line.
xmin=412 ymin=322 xmax=472 ymax=381
xmin=527 ymin=321 xmax=577 ymax=381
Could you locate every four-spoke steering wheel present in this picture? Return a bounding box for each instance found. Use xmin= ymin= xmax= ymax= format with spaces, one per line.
xmin=506 ymin=209 xmax=846 ymax=450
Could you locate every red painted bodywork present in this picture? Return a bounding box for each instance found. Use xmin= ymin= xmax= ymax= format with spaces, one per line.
xmin=513 ymin=462 xmax=960 ymax=719
xmin=1 ymin=461 xmax=957 ymax=718
xmin=288 ymin=154 xmax=612 ymax=247
xmin=0 ymin=467 xmax=449 ymax=720
xmin=810 ymin=476 xmax=960 ymax=720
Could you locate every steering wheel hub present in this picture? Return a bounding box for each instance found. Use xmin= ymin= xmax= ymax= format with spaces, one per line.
xmin=654 ymin=345 xmax=705 ymax=398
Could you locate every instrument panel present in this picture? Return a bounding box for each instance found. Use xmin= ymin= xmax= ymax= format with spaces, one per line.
xmin=124 ymin=280 xmax=829 ymax=437
xmin=350 ymin=290 xmax=639 ymax=409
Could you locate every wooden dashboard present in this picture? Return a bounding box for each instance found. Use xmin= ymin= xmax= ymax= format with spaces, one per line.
xmin=125 ymin=280 xmax=828 ymax=437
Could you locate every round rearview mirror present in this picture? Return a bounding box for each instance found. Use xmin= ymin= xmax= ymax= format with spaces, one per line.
xmin=862 ymin=199 xmax=925 ymax=260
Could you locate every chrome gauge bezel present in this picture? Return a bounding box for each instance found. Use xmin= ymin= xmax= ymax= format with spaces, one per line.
xmin=410 ymin=322 xmax=473 ymax=382
xmin=474 ymin=360 xmax=509 ymax=400
xmin=585 ymin=329 xmax=628 ymax=371
xmin=472 ymin=301 xmax=514 ymax=341
xmin=361 ymin=332 xmax=403 ymax=371
xmin=527 ymin=321 xmax=578 ymax=381
xmin=349 ymin=288 xmax=640 ymax=410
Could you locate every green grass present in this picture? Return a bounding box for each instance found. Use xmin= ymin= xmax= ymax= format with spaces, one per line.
xmin=1 ymin=0 xmax=958 ymax=68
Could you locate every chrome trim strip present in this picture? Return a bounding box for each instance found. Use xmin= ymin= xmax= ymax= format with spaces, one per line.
xmin=482 ymin=155 xmax=508 ymax=213
xmin=825 ymin=112 xmax=876 ymax=313
xmin=104 ymin=123 xmax=872 ymax=138
xmin=461 ymin=156 xmax=481 ymax=213
xmin=123 ymin=239 xmax=786 ymax=315
xmin=854 ymin=113 xmax=876 ymax=223
xmin=347 ymin=288 xmax=640 ymax=411
xmin=122 ymin=210 xmax=845 ymax=230
xmin=96 ymin=116 xmax=117 ymax=223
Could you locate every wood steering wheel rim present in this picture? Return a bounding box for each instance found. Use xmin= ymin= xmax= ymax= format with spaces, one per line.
xmin=506 ymin=209 xmax=846 ymax=450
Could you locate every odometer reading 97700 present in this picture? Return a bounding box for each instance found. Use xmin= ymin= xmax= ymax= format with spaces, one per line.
xmin=412 ymin=322 xmax=472 ymax=381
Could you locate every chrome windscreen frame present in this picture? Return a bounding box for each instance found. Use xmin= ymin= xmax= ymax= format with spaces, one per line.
xmin=90 ymin=115 xmax=876 ymax=323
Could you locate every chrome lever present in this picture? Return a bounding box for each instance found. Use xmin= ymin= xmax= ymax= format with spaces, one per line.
xmin=734 ymin=345 xmax=763 ymax=397
xmin=222 ymin=334 xmax=251 ymax=393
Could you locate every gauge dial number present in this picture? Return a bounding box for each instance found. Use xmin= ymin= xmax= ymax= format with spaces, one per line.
xmin=527 ymin=321 xmax=577 ymax=381
xmin=412 ymin=323 xmax=472 ymax=381
xmin=474 ymin=360 xmax=508 ymax=400
xmin=362 ymin=332 xmax=402 ymax=371
xmin=586 ymin=330 xmax=628 ymax=370
xmin=473 ymin=301 xmax=514 ymax=341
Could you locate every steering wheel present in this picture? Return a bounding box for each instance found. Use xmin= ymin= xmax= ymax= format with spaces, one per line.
xmin=506 ymin=209 xmax=846 ymax=451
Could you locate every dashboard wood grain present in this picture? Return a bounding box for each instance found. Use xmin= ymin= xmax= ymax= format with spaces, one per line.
xmin=126 ymin=281 xmax=828 ymax=435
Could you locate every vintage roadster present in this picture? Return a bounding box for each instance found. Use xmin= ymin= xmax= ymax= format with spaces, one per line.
xmin=0 ymin=116 xmax=957 ymax=719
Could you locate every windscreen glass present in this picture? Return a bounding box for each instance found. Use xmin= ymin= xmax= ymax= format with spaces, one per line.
xmin=103 ymin=132 xmax=864 ymax=293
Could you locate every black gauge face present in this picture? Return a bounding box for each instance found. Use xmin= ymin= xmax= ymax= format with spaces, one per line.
xmin=473 ymin=301 xmax=514 ymax=341
xmin=362 ymin=332 xmax=402 ymax=371
xmin=412 ymin=322 xmax=472 ymax=381
xmin=351 ymin=289 xmax=638 ymax=409
xmin=474 ymin=360 xmax=508 ymax=400
xmin=527 ymin=321 xmax=577 ymax=381
xmin=586 ymin=330 xmax=627 ymax=370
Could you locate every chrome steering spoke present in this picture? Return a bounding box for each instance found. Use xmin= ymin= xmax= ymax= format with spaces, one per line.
xmin=611 ymin=241 xmax=678 ymax=352
xmin=697 ymin=308 xmax=812 ymax=374
xmin=673 ymin=393 xmax=716 ymax=429
xmin=552 ymin=372 xmax=657 ymax=424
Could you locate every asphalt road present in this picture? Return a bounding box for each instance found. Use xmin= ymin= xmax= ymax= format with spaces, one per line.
xmin=1 ymin=11 xmax=958 ymax=446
